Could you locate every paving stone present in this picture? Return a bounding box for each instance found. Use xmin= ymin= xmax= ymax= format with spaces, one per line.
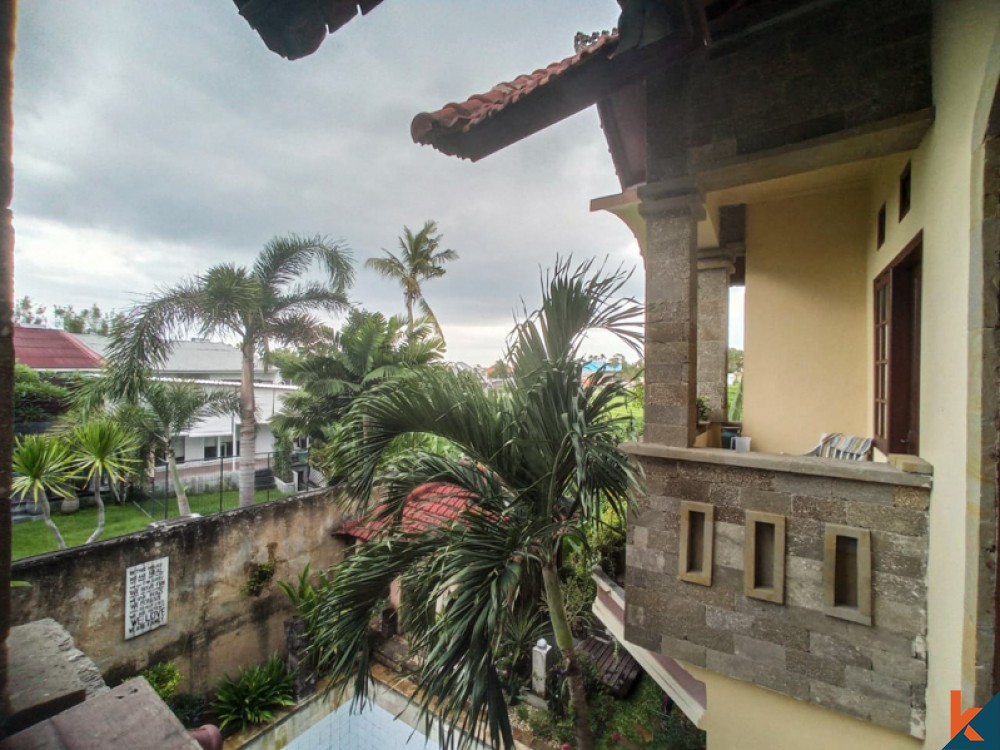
xmin=790 ymin=495 xmax=846 ymax=523
xmin=6 ymin=619 xmax=91 ymax=735
xmin=809 ymin=632 xmax=873 ymax=669
xmin=831 ymin=479 xmax=895 ymax=505
xmin=845 ymin=665 xmax=912 ymax=702
xmin=751 ymin=617 xmax=810 ymax=651
xmin=873 ymin=597 xmax=927 ymax=635
xmin=660 ymin=635 xmax=708 ymax=667
xmin=706 ymin=605 xmax=755 ymax=635
xmin=870 ymin=651 xmax=927 ymax=686
xmin=787 ymin=649 xmax=846 ymax=686
xmin=786 ymin=517 xmax=824 ymax=560
xmin=734 ymin=635 xmax=787 ymax=668
xmin=774 ymin=474 xmax=832 ymax=497
xmin=872 ymin=532 xmax=927 ymax=578
xmin=872 ymin=570 xmax=926 ymax=607
xmin=1 ymin=677 xmax=200 ymax=750
xmin=709 ymin=481 xmax=741 ymax=506
xmin=846 ymin=502 xmax=927 ymax=536
xmin=893 ymin=485 xmax=930 ymax=511
xmin=715 ymin=522 xmax=745 ymax=569
xmin=739 ymin=487 xmax=791 ymax=514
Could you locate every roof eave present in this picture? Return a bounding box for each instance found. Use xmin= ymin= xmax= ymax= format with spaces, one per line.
xmin=412 ymin=34 xmax=696 ymax=162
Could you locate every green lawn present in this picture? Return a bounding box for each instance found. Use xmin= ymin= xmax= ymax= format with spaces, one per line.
xmin=13 ymin=488 xmax=278 ymax=560
xmin=605 ymin=395 xmax=644 ymax=440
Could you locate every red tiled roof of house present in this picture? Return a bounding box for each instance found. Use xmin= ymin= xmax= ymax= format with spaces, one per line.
xmin=411 ymin=33 xmax=619 ymax=156
xmin=14 ymin=326 xmax=104 ymax=370
xmin=336 ymin=482 xmax=475 ymax=542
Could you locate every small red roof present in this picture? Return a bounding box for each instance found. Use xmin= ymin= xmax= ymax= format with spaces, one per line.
xmin=14 ymin=326 xmax=104 ymax=370
xmin=411 ymin=33 xmax=619 ymax=160
xmin=336 ymin=482 xmax=475 ymax=542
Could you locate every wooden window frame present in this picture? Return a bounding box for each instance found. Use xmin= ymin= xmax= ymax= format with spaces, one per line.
xmin=872 ymin=233 xmax=922 ymax=455
xmin=823 ymin=525 xmax=872 ymax=626
xmin=678 ymin=501 xmax=714 ymax=586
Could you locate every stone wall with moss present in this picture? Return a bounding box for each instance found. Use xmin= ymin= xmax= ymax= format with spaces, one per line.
xmin=11 ymin=490 xmax=347 ymax=692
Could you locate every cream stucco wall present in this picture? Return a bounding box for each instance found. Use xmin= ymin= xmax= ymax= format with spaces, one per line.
xmin=688 ymin=665 xmax=920 ymax=750
xmin=900 ymin=3 xmax=1000 ymax=745
xmin=741 ymin=186 xmax=870 ymax=453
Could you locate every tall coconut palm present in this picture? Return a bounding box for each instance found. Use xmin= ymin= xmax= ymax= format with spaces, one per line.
xmin=310 ymin=258 xmax=643 ymax=750
xmin=70 ymin=421 xmax=139 ymax=544
xmin=106 ymin=235 xmax=354 ymax=508
xmin=365 ymin=221 xmax=457 ymax=336
xmin=271 ymin=309 xmax=444 ymax=440
xmin=11 ymin=435 xmax=79 ymax=550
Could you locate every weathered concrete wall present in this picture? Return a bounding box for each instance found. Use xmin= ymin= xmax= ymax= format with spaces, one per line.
xmin=10 ymin=491 xmax=347 ymax=692
xmin=624 ymin=448 xmax=930 ymax=738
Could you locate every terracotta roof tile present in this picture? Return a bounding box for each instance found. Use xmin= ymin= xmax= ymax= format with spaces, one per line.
xmin=411 ymin=33 xmax=618 ymax=151
xmin=14 ymin=326 xmax=104 ymax=370
xmin=336 ymin=482 xmax=475 ymax=542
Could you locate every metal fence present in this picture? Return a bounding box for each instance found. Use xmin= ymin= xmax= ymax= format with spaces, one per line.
xmin=137 ymin=448 xmax=319 ymax=520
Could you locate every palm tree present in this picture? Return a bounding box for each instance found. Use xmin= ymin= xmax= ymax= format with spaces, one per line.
xmin=70 ymin=421 xmax=139 ymax=544
xmin=310 ymin=259 xmax=643 ymax=750
xmin=11 ymin=435 xmax=79 ymax=550
xmin=117 ymin=381 xmax=239 ymax=517
xmin=271 ymin=308 xmax=444 ymax=440
xmin=365 ymin=221 xmax=458 ymax=336
xmin=106 ymin=235 xmax=354 ymax=508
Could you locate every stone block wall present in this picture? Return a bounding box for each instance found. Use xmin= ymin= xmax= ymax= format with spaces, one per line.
xmin=624 ymin=451 xmax=931 ymax=737
xmin=11 ymin=491 xmax=347 ymax=692
xmin=646 ymin=0 xmax=932 ymax=182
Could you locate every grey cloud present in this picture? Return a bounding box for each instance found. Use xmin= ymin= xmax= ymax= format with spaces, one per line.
xmin=13 ymin=0 xmax=640 ymax=362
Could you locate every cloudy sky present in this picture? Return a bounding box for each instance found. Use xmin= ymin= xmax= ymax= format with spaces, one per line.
xmin=12 ymin=1 xmax=741 ymax=365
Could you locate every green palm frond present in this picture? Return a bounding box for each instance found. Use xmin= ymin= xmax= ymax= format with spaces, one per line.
xmin=105 ymin=281 xmax=204 ymax=400
xmin=253 ymin=234 xmax=354 ymax=293
xmin=366 ymin=221 xmax=458 ymax=334
xmin=12 ymin=434 xmax=79 ymax=504
xmin=70 ymin=420 xmax=140 ymax=485
xmin=273 ymin=309 xmax=444 ymax=440
xmin=313 ymin=259 xmax=643 ymax=750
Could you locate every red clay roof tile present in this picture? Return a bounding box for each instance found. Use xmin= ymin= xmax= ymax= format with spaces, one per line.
xmin=411 ymin=33 xmax=618 ymax=153
xmin=337 ymin=482 xmax=475 ymax=542
xmin=14 ymin=326 xmax=104 ymax=370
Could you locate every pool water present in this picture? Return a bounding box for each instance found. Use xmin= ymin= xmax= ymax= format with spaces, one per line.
xmin=287 ymin=701 xmax=441 ymax=750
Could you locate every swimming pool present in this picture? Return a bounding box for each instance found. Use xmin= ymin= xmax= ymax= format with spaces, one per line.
xmin=286 ymin=701 xmax=441 ymax=750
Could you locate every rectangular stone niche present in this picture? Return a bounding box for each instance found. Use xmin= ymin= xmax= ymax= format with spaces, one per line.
xmin=743 ymin=511 xmax=785 ymax=604
xmin=678 ymin=501 xmax=714 ymax=586
xmin=823 ymin=525 xmax=872 ymax=625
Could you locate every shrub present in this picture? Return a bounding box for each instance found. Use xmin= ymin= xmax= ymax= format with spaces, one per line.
xmin=276 ymin=563 xmax=333 ymax=644
xmin=138 ymin=661 xmax=182 ymax=703
xmin=597 ymin=676 xmax=705 ymax=750
xmin=243 ymin=559 xmax=277 ymax=597
xmin=171 ymin=692 xmax=210 ymax=728
xmin=213 ymin=654 xmax=296 ymax=731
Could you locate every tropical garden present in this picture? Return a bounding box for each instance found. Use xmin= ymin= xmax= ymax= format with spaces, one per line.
xmin=11 ymin=221 xmax=696 ymax=749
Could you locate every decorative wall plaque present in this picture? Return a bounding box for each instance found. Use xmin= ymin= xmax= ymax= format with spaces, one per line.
xmin=125 ymin=557 xmax=169 ymax=639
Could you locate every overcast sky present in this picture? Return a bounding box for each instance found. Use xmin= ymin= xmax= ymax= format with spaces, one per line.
xmin=12 ymin=1 xmax=742 ymax=365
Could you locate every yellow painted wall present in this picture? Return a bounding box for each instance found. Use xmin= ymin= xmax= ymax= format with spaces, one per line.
xmin=894 ymin=3 xmax=1000 ymax=745
xmin=688 ymin=666 xmax=920 ymax=750
xmin=741 ymin=186 xmax=870 ymax=453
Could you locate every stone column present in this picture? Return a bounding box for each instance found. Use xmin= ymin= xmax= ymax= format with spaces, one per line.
xmin=639 ymin=185 xmax=703 ymax=446
xmin=697 ymin=255 xmax=732 ymax=422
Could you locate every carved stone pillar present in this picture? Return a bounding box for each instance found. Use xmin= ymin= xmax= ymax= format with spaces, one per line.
xmin=639 ymin=185 xmax=703 ymax=446
xmin=697 ymin=253 xmax=733 ymax=422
